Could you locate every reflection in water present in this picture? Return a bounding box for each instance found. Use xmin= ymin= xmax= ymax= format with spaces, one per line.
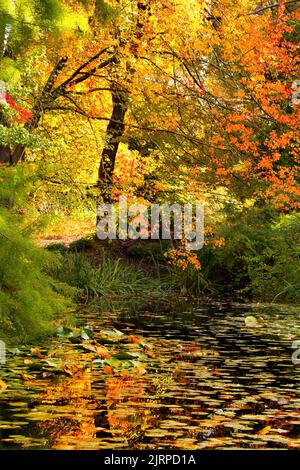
xmin=1 ymin=298 xmax=300 ymax=449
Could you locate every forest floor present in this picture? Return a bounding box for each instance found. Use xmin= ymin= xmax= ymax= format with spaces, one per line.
xmin=34 ymin=209 xmax=175 ymax=274
xmin=36 ymin=211 xmax=95 ymax=247
xmin=37 ymin=235 xmax=85 ymax=247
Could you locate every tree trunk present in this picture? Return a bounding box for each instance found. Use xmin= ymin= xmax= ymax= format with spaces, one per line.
xmin=97 ymin=1 xmax=151 ymax=205
xmin=97 ymin=86 xmax=128 ymax=203
xmin=10 ymin=57 xmax=68 ymax=164
xmin=0 ymin=146 xmax=11 ymax=163
xmin=0 ymin=109 xmax=12 ymax=163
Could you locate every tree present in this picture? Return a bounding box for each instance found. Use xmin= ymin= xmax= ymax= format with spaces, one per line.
xmin=150 ymin=0 xmax=300 ymax=208
xmin=0 ymin=0 xmax=89 ymax=163
xmin=2 ymin=0 xmax=299 ymax=211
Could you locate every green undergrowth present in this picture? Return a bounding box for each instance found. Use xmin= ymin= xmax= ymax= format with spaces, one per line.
xmin=0 ymin=167 xmax=75 ymax=343
xmin=49 ymin=250 xmax=167 ymax=298
xmin=46 ymin=203 xmax=300 ymax=305
xmin=167 ymin=206 xmax=300 ymax=303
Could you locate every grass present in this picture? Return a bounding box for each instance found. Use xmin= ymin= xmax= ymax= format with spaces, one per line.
xmin=46 ymin=236 xmax=210 ymax=299
xmin=51 ymin=251 xmax=167 ymax=298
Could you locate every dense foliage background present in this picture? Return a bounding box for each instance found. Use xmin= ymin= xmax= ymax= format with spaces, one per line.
xmin=0 ymin=0 xmax=299 ymax=339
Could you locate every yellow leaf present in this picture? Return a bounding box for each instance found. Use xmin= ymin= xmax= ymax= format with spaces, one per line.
xmin=135 ymin=366 xmax=146 ymax=375
xmin=258 ymin=425 xmax=272 ymax=435
xmin=0 ymin=379 xmax=7 ymax=390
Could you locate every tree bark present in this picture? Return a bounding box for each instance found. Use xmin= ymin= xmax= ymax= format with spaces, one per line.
xmin=10 ymin=56 xmax=68 ymax=164
xmin=0 ymin=108 xmax=12 ymax=163
xmin=96 ymin=1 xmax=151 ymax=204
xmin=97 ymin=86 xmax=128 ymax=203
xmin=0 ymin=145 xmax=11 ymax=163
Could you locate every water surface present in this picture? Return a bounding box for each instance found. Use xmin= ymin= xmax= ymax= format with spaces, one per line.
xmin=1 ymin=298 xmax=300 ymax=450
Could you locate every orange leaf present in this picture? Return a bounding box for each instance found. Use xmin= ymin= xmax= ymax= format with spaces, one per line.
xmin=96 ymin=345 xmax=110 ymax=359
xmin=128 ymin=335 xmax=140 ymax=344
xmin=20 ymin=372 xmax=32 ymax=382
xmin=30 ymin=348 xmax=45 ymax=359
xmin=103 ymin=365 xmax=114 ymax=375
xmin=63 ymin=365 xmax=73 ymax=376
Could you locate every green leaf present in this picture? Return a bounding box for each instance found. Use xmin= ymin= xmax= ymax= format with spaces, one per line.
xmin=56 ymin=326 xmax=74 ymax=337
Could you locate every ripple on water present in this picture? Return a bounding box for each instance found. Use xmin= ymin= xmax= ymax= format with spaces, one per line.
xmin=0 ymin=299 xmax=300 ymax=449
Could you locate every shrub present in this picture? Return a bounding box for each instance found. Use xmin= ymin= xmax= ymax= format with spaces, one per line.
xmin=0 ymin=166 xmax=73 ymax=342
xmin=69 ymin=236 xmax=94 ymax=252
xmin=46 ymin=242 xmax=69 ymax=254
xmin=127 ymin=240 xmax=171 ymax=261
xmin=203 ymin=207 xmax=300 ymax=302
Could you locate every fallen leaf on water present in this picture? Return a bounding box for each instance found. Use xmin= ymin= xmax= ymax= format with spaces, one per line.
xmin=0 ymin=379 xmax=7 ymax=390
xmin=23 ymin=359 xmax=32 ymax=365
xmin=258 ymin=425 xmax=272 ymax=435
xmin=56 ymin=326 xmax=74 ymax=338
xmin=103 ymin=365 xmax=114 ymax=375
xmin=20 ymin=372 xmax=33 ymax=382
xmin=96 ymin=345 xmax=110 ymax=359
xmin=82 ymin=343 xmax=110 ymax=358
xmin=113 ymin=351 xmax=143 ymax=360
xmin=128 ymin=335 xmax=140 ymax=344
xmin=99 ymin=329 xmax=125 ymax=343
xmin=30 ymin=348 xmax=45 ymax=359
xmin=44 ymin=359 xmax=62 ymax=368
xmin=63 ymin=365 xmax=74 ymax=376
xmin=134 ymin=365 xmax=146 ymax=375
xmin=244 ymin=316 xmax=266 ymax=328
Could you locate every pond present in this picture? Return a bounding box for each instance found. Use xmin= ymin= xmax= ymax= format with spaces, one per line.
xmin=1 ymin=297 xmax=300 ymax=450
